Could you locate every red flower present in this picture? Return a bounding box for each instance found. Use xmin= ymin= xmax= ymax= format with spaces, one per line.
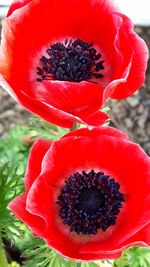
xmin=0 ymin=0 xmax=148 ymax=128
xmin=9 ymin=126 xmax=150 ymax=261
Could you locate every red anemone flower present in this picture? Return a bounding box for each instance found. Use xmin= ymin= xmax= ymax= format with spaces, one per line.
xmin=9 ymin=126 xmax=150 ymax=261
xmin=0 ymin=0 xmax=148 ymax=128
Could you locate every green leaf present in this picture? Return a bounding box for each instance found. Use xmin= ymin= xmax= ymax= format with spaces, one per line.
xmin=114 ymin=247 xmax=150 ymax=267
xmin=29 ymin=116 xmax=68 ymax=140
xmin=0 ymin=125 xmax=30 ymax=170
xmin=49 ymin=257 xmax=56 ymax=267
xmin=0 ymin=163 xmax=24 ymax=242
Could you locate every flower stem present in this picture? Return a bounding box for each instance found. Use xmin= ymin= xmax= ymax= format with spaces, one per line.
xmin=0 ymin=237 xmax=8 ymax=267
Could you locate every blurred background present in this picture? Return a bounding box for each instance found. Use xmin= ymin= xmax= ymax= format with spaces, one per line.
xmin=0 ymin=0 xmax=150 ymax=155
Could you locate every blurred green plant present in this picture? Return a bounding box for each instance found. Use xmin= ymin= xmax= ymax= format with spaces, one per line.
xmin=114 ymin=247 xmax=150 ymax=267
xmin=0 ymin=164 xmax=24 ymax=242
xmin=0 ymin=119 xmax=68 ymax=170
xmin=12 ymin=229 xmax=106 ymax=267
xmin=20 ymin=233 xmax=109 ymax=267
xmin=0 ymin=163 xmax=24 ymax=267
xmin=0 ymin=126 xmax=30 ymax=170
xmin=29 ymin=116 xmax=68 ymax=140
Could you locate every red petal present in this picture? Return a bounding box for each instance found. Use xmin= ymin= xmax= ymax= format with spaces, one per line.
xmin=32 ymin=80 xmax=103 ymax=118
xmin=26 ymin=173 xmax=71 ymax=247
xmin=81 ymin=111 xmax=109 ymax=127
xmin=105 ymin=13 xmax=148 ymax=100
xmin=7 ymin=0 xmax=32 ymax=17
xmin=46 ymin=235 xmax=122 ymax=261
xmin=37 ymin=136 xmax=92 ymax=187
xmin=19 ymin=90 xmax=78 ymax=128
xmin=0 ymin=75 xmax=107 ymax=128
xmin=80 ymin=224 xmax=150 ymax=258
xmin=22 ymin=82 xmax=108 ymax=126
xmin=8 ymin=194 xmax=46 ymax=237
xmin=0 ymin=76 xmax=76 ymax=128
xmin=120 ymin=223 xmax=150 ymax=247
xmin=78 ymin=136 xmax=150 ymax=254
xmin=63 ymin=125 xmax=129 ymax=140
xmin=25 ymin=139 xmax=52 ymax=192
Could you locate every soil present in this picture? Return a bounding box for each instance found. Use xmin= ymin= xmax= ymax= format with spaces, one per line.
xmin=0 ymin=90 xmax=30 ymax=136
xmin=0 ymin=22 xmax=150 ymax=154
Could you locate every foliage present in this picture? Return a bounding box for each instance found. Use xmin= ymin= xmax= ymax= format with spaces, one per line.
xmin=29 ymin=116 xmax=68 ymax=140
xmin=0 ymin=126 xmax=30 ymax=170
xmin=0 ymin=120 xmax=67 ymax=172
xmin=0 ymin=164 xmax=24 ymax=242
xmin=13 ymin=230 xmax=107 ymax=267
xmin=114 ymin=247 xmax=150 ymax=267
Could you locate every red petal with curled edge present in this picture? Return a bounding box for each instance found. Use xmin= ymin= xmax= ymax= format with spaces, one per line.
xmin=104 ymin=13 xmax=148 ymax=100
xmin=32 ymin=80 xmax=103 ymax=118
xmin=25 ymin=139 xmax=52 ymax=192
xmin=80 ymin=110 xmax=109 ymax=126
xmin=63 ymin=125 xmax=129 ymax=140
xmin=7 ymin=0 xmax=32 ymax=17
xmin=46 ymin=235 xmax=122 ymax=261
xmin=119 ymin=223 xmax=150 ymax=247
xmin=0 ymin=75 xmax=108 ymax=128
xmin=26 ymin=173 xmax=71 ymax=249
xmin=8 ymin=194 xmax=47 ymax=238
xmin=20 ymin=84 xmax=108 ymax=128
xmin=84 ymin=223 xmax=150 ymax=259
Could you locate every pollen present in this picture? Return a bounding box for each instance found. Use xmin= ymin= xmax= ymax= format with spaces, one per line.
xmin=57 ymin=170 xmax=125 ymax=235
xmin=36 ymin=39 xmax=104 ymax=83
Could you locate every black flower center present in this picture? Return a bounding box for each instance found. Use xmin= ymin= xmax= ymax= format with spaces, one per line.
xmin=77 ymin=188 xmax=103 ymax=215
xmin=57 ymin=170 xmax=125 ymax=235
xmin=36 ymin=39 xmax=104 ymax=83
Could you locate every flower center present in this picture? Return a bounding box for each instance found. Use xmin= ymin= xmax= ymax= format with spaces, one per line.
xmin=36 ymin=39 xmax=104 ymax=83
xmin=57 ymin=170 xmax=125 ymax=235
xmin=77 ymin=188 xmax=103 ymax=215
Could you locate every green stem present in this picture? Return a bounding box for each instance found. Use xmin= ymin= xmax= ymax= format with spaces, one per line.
xmin=0 ymin=237 xmax=8 ymax=267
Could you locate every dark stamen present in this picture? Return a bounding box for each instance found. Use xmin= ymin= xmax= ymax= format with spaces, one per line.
xmin=57 ymin=170 xmax=125 ymax=235
xmin=36 ymin=39 xmax=104 ymax=83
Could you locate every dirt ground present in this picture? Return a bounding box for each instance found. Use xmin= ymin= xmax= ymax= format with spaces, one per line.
xmin=0 ymin=23 xmax=150 ymax=154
